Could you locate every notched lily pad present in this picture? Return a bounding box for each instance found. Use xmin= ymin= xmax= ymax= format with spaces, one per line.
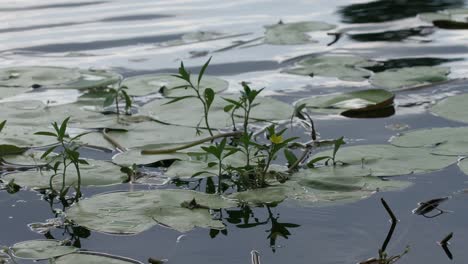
xmin=10 ymin=239 xmax=77 ymax=260
xmin=370 ymin=66 xmax=450 ymax=91
xmin=284 ymin=55 xmax=378 ymax=81
xmin=296 ymin=89 xmax=394 ymax=116
xmin=0 ymin=66 xmax=120 ymax=90
xmin=431 ymin=94 xmax=468 ymax=124
xmin=66 ymin=189 xmax=237 ymax=234
xmin=264 ymin=21 xmax=336 ymax=45
xmin=122 ymin=74 xmax=228 ymax=97
xmin=311 ymin=144 xmax=455 ymax=177
xmin=3 ymin=159 xmax=128 ymax=189
xmin=390 ymin=127 xmax=468 ymax=156
xmin=55 ymin=251 xmax=143 ymax=264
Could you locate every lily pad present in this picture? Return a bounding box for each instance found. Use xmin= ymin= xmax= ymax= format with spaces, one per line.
xmin=0 ymin=87 xmax=30 ymax=99
xmin=142 ymin=95 xmax=293 ymax=128
xmin=3 ymin=159 xmax=128 ymax=189
xmin=228 ymin=187 xmax=288 ymax=206
xmin=122 ymin=74 xmax=228 ymax=97
xmin=311 ymin=144 xmax=455 ymax=176
xmin=55 ymin=252 xmax=143 ymax=264
xmin=0 ymin=124 xmax=56 ymax=148
xmin=0 ymin=66 xmax=120 ymax=90
xmin=264 ymin=21 xmax=336 ymax=45
xmin=284 ymin=55 xmax=378 ymax=81
xmin=296 ymin=89 xmax=394 ymax=115
xmin=10 ymin=239 xmax=77 ymax=260
xmin=431 ymin=94 xmax=468 ymax=124
xmin=79 ymin=121 xmax=205 ymax=150
xmin=390 ymin=127 xmax=468 ymax=156
xmin=2 ymin=150 xmax=53 ymax=166
xmin=66 ymin=189 xmax=237 ymax=234
xmin=369 ymin=66 xmax=450 ymax=91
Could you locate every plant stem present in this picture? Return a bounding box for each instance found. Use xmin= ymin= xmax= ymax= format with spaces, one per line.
xmin=102 ymin=128 xmax=127 ymax=152
xmin=217 ymin=159 xmax=222 ymax=194
xmin=287 ymin=145 xmax=312 ymax=173
xmin=141 ymin=131 xmax=242 ymax=155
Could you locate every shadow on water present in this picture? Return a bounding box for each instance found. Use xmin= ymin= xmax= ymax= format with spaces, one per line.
xmin=339 ymin=0 xmax=465 ymax=23
xmin=363 ymin=57 xmax=461 ymax=72
xmin=349 ymin=26 xmax=434 ymax=42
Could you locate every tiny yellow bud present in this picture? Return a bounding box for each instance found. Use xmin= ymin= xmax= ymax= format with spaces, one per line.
xmin=270 ymin=134 xmax=283 ymax=144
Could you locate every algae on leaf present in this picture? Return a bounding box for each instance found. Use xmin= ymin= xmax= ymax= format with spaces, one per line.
xmin=264 ymin=21 xmax=336 ymax=45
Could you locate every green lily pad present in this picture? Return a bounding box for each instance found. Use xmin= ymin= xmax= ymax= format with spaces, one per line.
xmin=431 ymin=94 xmax=468 ymax=124
xmin=0 ymin=67 xmax=120 ymax=90
xmin=55 ymin=252 xmax=143 ymax=264
xmin=311 ymin=144 xmax=455 ymax=176
xmin=122 ymin=74 xmax=228 ymax=97
xmin=0 ymin=87 xmax=30 ymax=99
xmin=79 ymin=121 xmax=205 ymax=150
xmin=1 ymin=150 xmax=53 ymax=166
xmin=66 ymin=189 xmax=237 ymax=234
xmin=390 ymin=127 xmax=468 ymax=156
xmin=0 ymin=124 xmax=56 ymax=148
xmin=459 ymin=159 xmax=468 ymax=175
xmin=369 ymin=66 xmax=450 ymax=91
xmin=264 ymin=21 xmax=336 ymax=45
xmin=142 ymin=95 xmax=293 ymax=128
xmin=3 ymin=159 xmax=128 ymax=189
xmin=296 ymin=89 xmax=394 ymax=115
xmin=10 ymin=239 xmax=77 ymax=260
xmin=284 ymin=55 xmax=377 ymax=81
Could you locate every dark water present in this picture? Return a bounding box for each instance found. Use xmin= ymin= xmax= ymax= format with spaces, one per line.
xmin=1 ymin=0 xmax=468 ymax=263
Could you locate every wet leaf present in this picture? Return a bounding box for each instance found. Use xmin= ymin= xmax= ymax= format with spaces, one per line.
xmin=296 ymin=89 xmax=394 ymax=115
xmin=311 ymin=144 xmax=455 ymax=176
xmin=431 ymin=94 xmax=468 ymax=124
xmin=122 ymin=74 xmax=228 ymax=97
xmin=10 ymin=240 xmax=77 ymax=260
xmin=264 ymin=21 xmax=336 ymax=45
xmin=55 ymin=251 xmax=144 ymax=264
xmin=3 ymin=159 xmax=128 ymax=189
xmin=284 ymin=55 xmax=377 ymax=81
xmin=370 ymin=66 xmax=450 ymax=91
xmin=66 ymin=189 xmax=237 ymax=234
xmin=0 ymin=67 xmax=120 ymax=90
xmin=390 ymin=127 xmax=468 ymax=156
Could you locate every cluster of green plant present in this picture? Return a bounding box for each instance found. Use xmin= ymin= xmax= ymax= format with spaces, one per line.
xmin=35 ymin=117 xmax=89 ymax=202
xmin=167 ymin=58 xmax=345 ymax=193
xmin=103 ymin=81 xmax=133 ymax=116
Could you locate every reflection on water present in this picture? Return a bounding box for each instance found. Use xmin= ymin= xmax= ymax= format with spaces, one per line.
xmin=339 ymin=0 xmax=465 ymax=23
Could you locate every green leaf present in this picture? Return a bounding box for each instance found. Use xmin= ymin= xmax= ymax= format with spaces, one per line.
xmin=0 ymin=145 xmax=27 ymax=156
xmin=332 ymin=136 xmax=345 ymax=159
xmin=58 ymin=117 xmax=71 ymax=138
xmin=306 ymin=156 xmax=331 ymax=168
xmin=34 ymin=131 xmax=58 ymax=137
xmin=198 ymin=57 xmax=212 ymax=86
xmin=41 ymin=146 xmax=58 ymax=159
xmin=163 ymin=95 xmax=197 ymax=105
xmin=284 ymin=149 xmax=298 ymax=166
xmin=204 ymin=88 xmax=215 ymax=110
xmin=224 ymin=104 xmax=235 ymax=112
xmin=0 ymin=120 xmax=6 ymax=132
xmin=103 ymin=94 xmax=116 ymax=107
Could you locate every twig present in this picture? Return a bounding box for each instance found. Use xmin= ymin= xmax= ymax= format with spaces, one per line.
xmin=381 ymin=198 xmax=397 ymax=222
xmin=141 ymin=131 xmax=242 ymax=155
xmin=102 ymin=128 xmax=127 ymax=152
xmin=440 ymin=232 xmax=453 ymax=245
xmin=380 ymin=198 xmax=398 ymax=252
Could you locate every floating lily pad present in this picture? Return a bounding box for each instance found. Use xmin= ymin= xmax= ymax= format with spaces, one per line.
xmin=142 ymin=95 xmax=293 ymax=128
xmin=10 ymin=240 xmax=77 ymax=260
xmin=264 ymin=21 xmax=336 ymax=45
xmin=369 ymin=66 xmax=450 ymax=91
xmin=296 ymin=89 xmax=394 ymax=115
xmin=431 ymin=94 xmax=468 ymax=124
xmin=0 ymin=87 xmax=30 ymax=99
xmin=459 ymin=159 xmax=468 ymax=175
xmin=79 ymin=121 xmax=205 ymax=150
xmin=390 ymin=127 xmax=468 ymax=156
xmin=0 ymin=67 xmax=120 ymax=90
xmin=66 ymin=189 xmax=237 ymax=234
xmin=55 ymin=252 xmax=143 ymax=264
xmin=311 ymin=144 xmax=455 ymax=176
xmin=0 ymin=124 xmax=56 ymax=148
xmin=1 ymin=150 xmax=52 ymax=166
xmin=284 ymin=55 xmax=377 ymax=81
xmin=122 ymin=74 xmax=228 ymax=97
xmin=3 ymin=160 xmax=128 ymax=189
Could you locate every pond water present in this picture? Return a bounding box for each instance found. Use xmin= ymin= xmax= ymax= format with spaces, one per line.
xmin=1 ymin=0 xmax=468 ymax=263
